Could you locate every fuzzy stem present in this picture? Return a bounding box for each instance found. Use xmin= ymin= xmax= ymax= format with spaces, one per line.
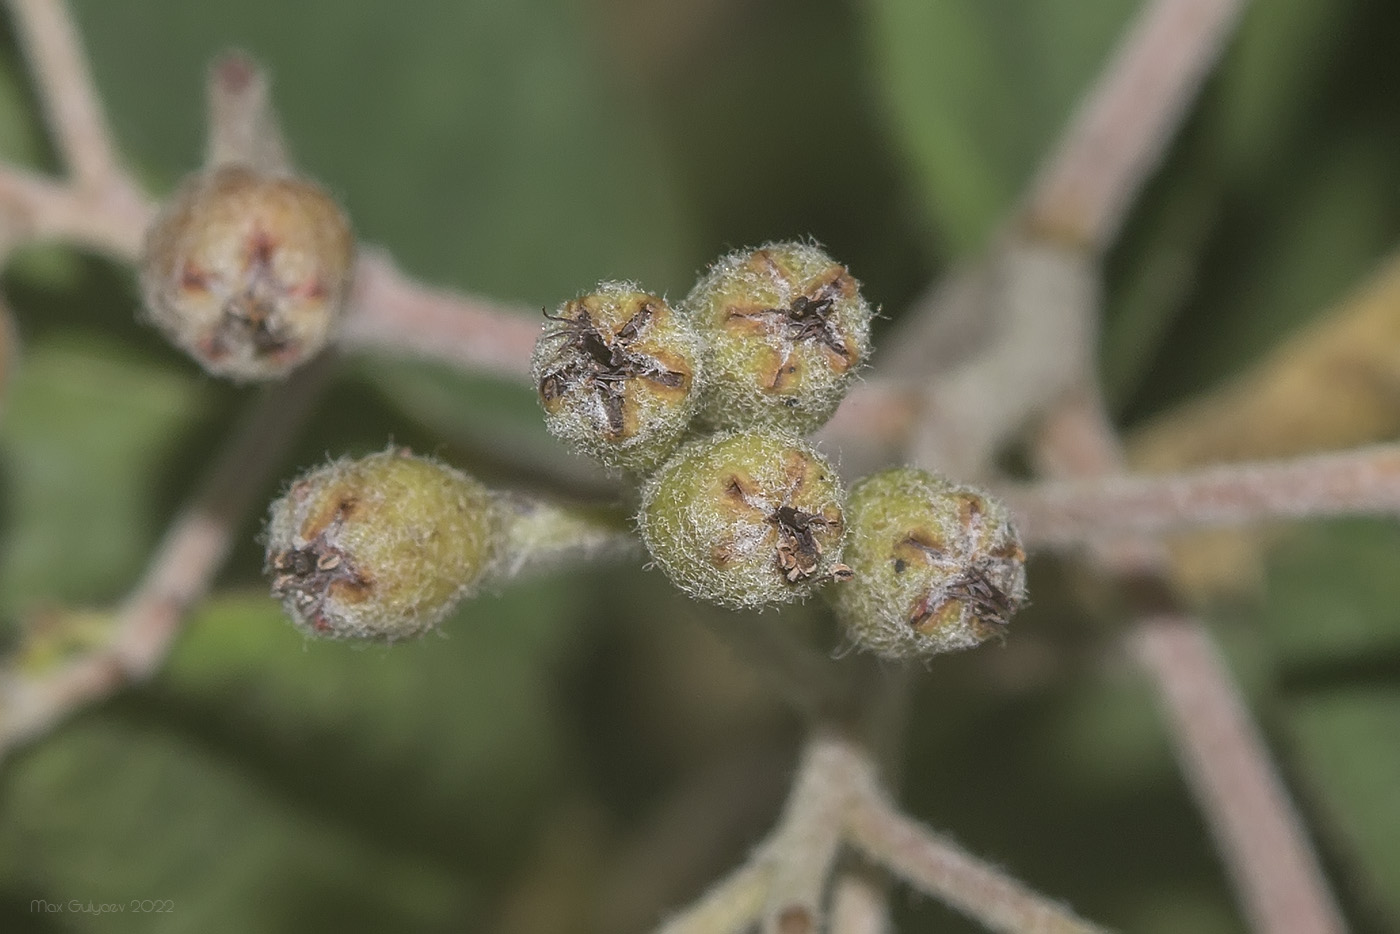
xmin=5 ymin=0 xmax=121 ymax=188
xmin=493 ymin=493 xmax=638 ymax=582
xmin=1032 ymin=390 xmax=1347 ymax=934
xmin=1131 ymin=616 xmax=1347 ymax=934
xmin=1023 ymin=0 xmax=1249 ymax=250
xmin=1006 ymin=442 xmax=1400 ymax=549
xmin=759 ymin=731 xmax=858 ymax=934
xmin=339 ymin=248 xmax=541 ymax=381
xmin=845 ymin=793 xmax=1110 ymax=934
xmin=653 ymin=860 xmax=772 ymax=934
xmin=827 ymin=864 xmax=891 ymax=934
xmin=907 ymin=238 xmax=1098 ymax=477
xmin=205 ymin=51 xmax=290 ymax=174
xmin=0 ymin=162 xmax=153 ymax=259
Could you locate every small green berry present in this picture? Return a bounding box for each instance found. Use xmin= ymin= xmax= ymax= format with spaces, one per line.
xmin=264 ymin=448 xmax=499 ymax=640
xmin=684 ymin=242 xmax=871 ymax=434
xmin=832 ymin=468 xmax=1026 ymax=659
xmin=532 ymin=282 xmax=703 ymax=473
xmin=141 ymin=164 xmax=354 ymax=381
xmin=637 ymin=430 xmax=849 ymax=609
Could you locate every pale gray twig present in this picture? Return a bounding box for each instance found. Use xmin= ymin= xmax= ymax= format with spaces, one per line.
xmin=1022 ymin=0 xmax=1249 ymax=250
xmin=845 ymin=792 xmax=1110 ymax=934
xmin=339 ymin=248 xmax=540 ymax=382
xmin=654 ymin=859 xmax=771 ymax=934
xmin=1006 ymin=442 xmax=1400 ymax=549
xmin=1132 ymin=616 xmax=1347 ymax=934
xmin=1032 ymin=390 xmax=1346 ymax=934
xmin=6 ymin=0 xmax=121 ymax=189
xmin=205 ymin=51 xmax=291 ymax=174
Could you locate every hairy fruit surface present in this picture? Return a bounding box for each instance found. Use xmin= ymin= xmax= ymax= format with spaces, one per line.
xmin=684 ymin=242 xmax=870 ymax=435
xmin=532 ymin=282 xmax=702 ymax=473
xmin=637 ymin=431 xmax=849 ymax=609
xmin=264 ymin=448 xmax=498 ymax=640
xmin=832 ymin=468 xmax=1026 ymax=659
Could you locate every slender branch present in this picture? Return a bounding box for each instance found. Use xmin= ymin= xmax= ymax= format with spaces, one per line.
xmin=759 ymin=732 xmax=857 ymax=934
xmin=1131 ymin=616 xmax=1347 ymax=934
xmin=1031 ymin=390 xmax=1346 ymax=934
xmin=492 ymin=493 xmax=639 ymax=581
xmin=0 ymin=162 xmax=152 ymax=260
xmin=654 ymin=859 xmax=772 ymax=934
xmin=1006 ymin=443 xmax=1400 ymax=549
xmin=654 ymin=728 xmax=1113 ymax=934
xmin=0 ymin=358 xmax=331 ymax=759
xmin=205 ymin=51 xmax=289 ymax=173
xmin=339 ymin=248 xmax=540 ymax=381
xmin=1022 ymin=0 xmax=1249 ymax=250
xmin=885 ymin=0 xmax=1247 ymax=455
xmin=5 ymin=0 xmax=121 ymax=188
xmin=845 ymin=792 xmax=1109 ymax=934
xmin=906 ymin=238 xmax=1098 ymax=477
xmin=827 ymin=862 xmax=891 ymax=934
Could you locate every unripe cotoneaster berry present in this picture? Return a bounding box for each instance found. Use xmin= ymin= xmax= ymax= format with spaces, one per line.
xmin=637 ymin=431 xmax=850 ymax=609
xmin=141 ymin=164 xmax=354 ymax=381
xmin=533 ymin=282 xmax=703 ymax=473
xmin=832 ymin=468 xmax=1026 ymax=659
xmin=264 ymin=448 xmax=499 ymax=640
xmin=684 ymin=242 xmax=871 ymax=434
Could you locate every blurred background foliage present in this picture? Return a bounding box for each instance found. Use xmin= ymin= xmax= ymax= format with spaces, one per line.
xmin=0 ymin=0 xmax=1398 ymax=931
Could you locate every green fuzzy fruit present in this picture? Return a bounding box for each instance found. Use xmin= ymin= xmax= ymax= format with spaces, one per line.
xmin=637 ymin=431 xmax=849 ymax=609
xmin=684 ymin=241 xmax=870 ymax=435
xmin=264 ymin=448 xmax=499 ymax=640
xmin=533 ymin=282 xmax=703 ymax=474
xmin=832 ymin=468 xmax=1025 ymax=659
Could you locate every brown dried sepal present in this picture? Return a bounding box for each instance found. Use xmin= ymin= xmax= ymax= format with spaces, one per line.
xmin=832 ymin=468 xmax=1027 ymax=659
xmin=685 ymin=241 xmax=872 ymax=434
xmin=723 ymin=253 xmax=861 ymax=393
xmin=267 ymin=540 xmax=371 ymax=637
xmin=637 ymin=431 xmax=849 ymax=609
xmin=263 ymin=449 xmax=499 ymax=641
xmin=532 ymin=283 xmax=703 ymax=473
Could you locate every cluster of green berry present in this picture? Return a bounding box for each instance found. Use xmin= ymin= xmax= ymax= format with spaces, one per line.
xmin=531 ymin=242 xmax=1028 ymax=657
xmin=137 ymin=134 xmax=1025 ymax=655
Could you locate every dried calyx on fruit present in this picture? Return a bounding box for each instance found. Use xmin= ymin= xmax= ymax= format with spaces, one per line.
xmin=637 ymin=430 xmax=850 ymax=609
xmin=264 ymin=448 xmax=499 ymax=640
xmin=140 ymin=54 xmax=354 ymax=381
xmin=831 ymin=467 xmax=1026 ymax=659
xmin=532 ymin=282 xmax=703 ymax=473
xmin=684 ymin=241 xmax=871 ymax=435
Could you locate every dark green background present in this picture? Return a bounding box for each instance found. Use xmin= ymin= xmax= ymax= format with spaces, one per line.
xmin=1 ymin=1 xmax=1398 ymax=931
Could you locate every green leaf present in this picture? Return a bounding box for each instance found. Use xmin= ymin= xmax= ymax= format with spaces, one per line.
xmin=861 ymin=0 xmax=1137 ymax=253
xmin=70 ymin=0 xmax=696 ymax=303
xmin=0 ymin=583 xmax=589 ymax=931
xmin=1253 ymin=520 xmax=1400 ymax=930
xmin=1287 ymin=690 xmax=1400 ymax=929
xmin=0 ymin=336 xmax=207 ymax=616
xmin=0 ymin=719 xmax=469 ymax=933
xmin=1263 ymin=520 xmax=1400 ymax=664
xmin=156 ymin=587 xmax=581 ymax=872
xmin=0 ymin=41 xmax=47 ymax=167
